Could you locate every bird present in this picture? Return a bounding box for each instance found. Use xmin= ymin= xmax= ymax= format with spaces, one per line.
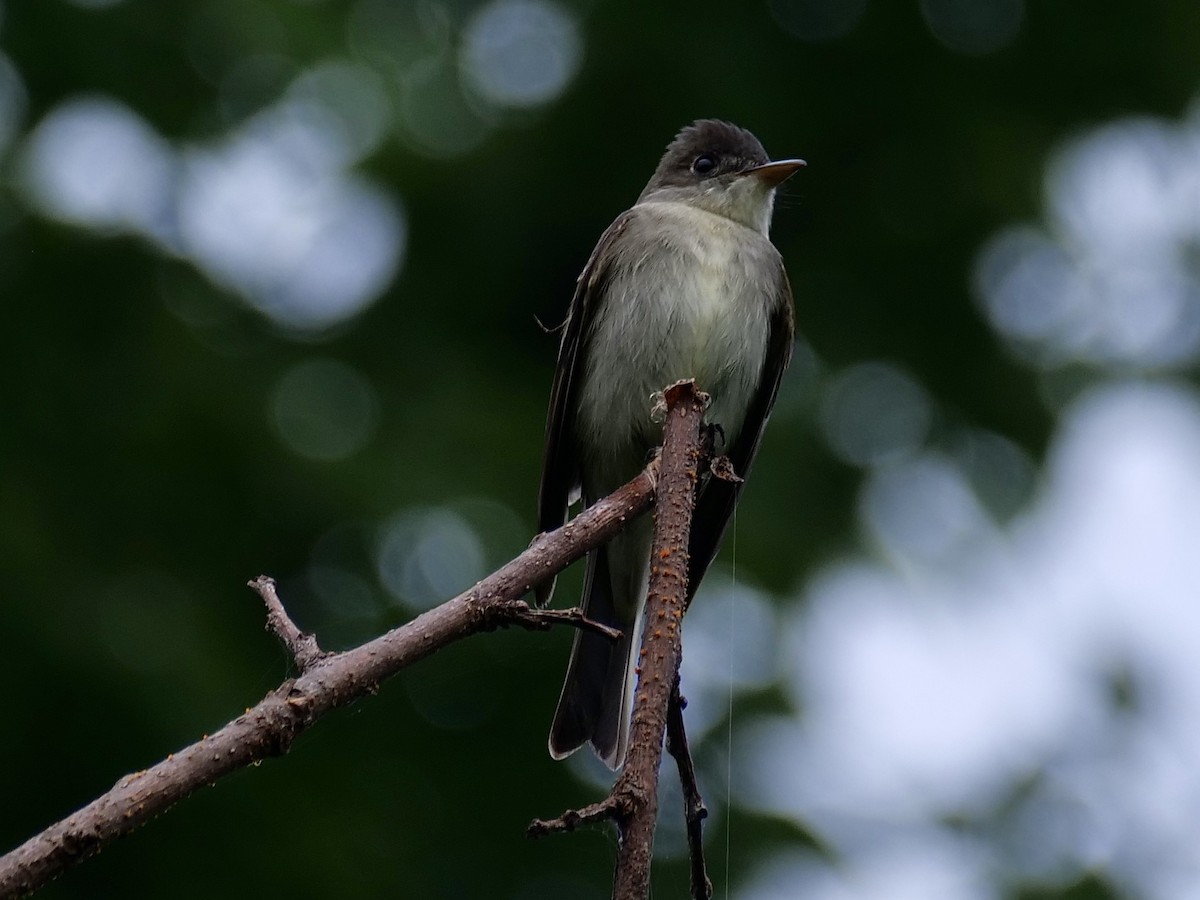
xmin=536 ymin=119 xmax=802 ymax=768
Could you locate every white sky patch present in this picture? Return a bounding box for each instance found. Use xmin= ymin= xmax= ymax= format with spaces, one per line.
xmin=18 ymin=75 xmax=405 ymax=333
xmin=859 ymin=451 xmax=997 ymax=565
xmin=736 ymin=831 xmax=997 ymax=900
xmin=739 ymin=381 xmax=1200 ymax=894
xmin=976 ymin=110 xmax=1200 ymax=368
xmin=177 ymin=130 xmax=403 ymax=331
xmin=20 ymin=96 xmax=175 ymax=239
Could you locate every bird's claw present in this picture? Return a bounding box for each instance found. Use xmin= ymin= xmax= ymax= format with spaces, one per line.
xmin=710 ymin=455 xmax=743 ymax=483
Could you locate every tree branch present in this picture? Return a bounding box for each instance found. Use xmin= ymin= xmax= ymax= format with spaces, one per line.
xmin=249 ymin=575 xmax=327 ymax=671
xmin=667 ymin=685 xmax=712 ymax=900
xmin=0 ymin=459 xmax=659 ymax=899
xmin=528 ymin=379 xmax=707 ymax=900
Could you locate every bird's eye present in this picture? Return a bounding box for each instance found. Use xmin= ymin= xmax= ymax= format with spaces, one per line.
xmin=691 ymin=154 xmax=717 ymax=175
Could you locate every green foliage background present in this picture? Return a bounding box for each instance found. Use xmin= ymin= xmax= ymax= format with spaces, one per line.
xmin=2 ymin=2 xmax=1198 ymax=898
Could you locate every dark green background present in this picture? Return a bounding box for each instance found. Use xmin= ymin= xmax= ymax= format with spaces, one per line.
xmin=2 ymin=1 xmax=1197 ymax=897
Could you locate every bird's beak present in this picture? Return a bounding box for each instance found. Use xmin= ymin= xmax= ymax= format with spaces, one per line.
xmin=742 ymin=158 xmax=807 ymax=187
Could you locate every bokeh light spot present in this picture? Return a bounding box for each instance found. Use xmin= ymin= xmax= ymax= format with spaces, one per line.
xmin=950 ymin=428 xmax=1037 ymax=521
xmin=287 ymin=60 xmax=391 ymax=164
xmin=920 ymin=0 xmax=1024 ymax=55
xmin=20 ymin=96 xmax=175 ymax=238
xmin=819 ymin=361 xmax=933 ymax=466
xmin=217 ymin=53 xmax=296 ymax=124
xmin=20 ymin=86 xmax=405 ymax=333
xmin=459 ymin=0 xmax=582 ymax=108
xmin=270 ymin=358 xmax=379 ymax=461
xmin=767 ymin=0 xmax=869 ymax=42
xmin=307 ymin=565 xmax=380 ymax=621
xmin=974 ymin=227 xmax=1083 ymax=348
xmin=347 ymin=0 xmax=452 ymax=76
xmin=736 ymin=836 xmax=993 ymax=900
xmin=680 ymin=577 xmax=779 ymax=738
xmin=398 ymin=58 xmax=490 ymax=158
xmin=177 ymin=109 xmax=406 ymax=330
xmin=860 ymin=452 xmax=992 ymax=564
xmin=376 ymin=507 xmax=486 ymax=611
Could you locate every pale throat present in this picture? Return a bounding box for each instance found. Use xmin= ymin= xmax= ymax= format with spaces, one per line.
xmin=643 ymin=179 xmax=777 ymax=236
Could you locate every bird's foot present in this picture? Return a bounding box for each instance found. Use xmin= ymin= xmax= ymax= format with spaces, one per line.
xmin=710 ymin=455 xmax=744 ymax=483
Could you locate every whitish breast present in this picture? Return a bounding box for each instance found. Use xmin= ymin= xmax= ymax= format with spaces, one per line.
xmin=576 ymin=202 xmax=776 ymax=481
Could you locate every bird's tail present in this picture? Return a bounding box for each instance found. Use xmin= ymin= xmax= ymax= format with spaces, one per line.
xmin=548 ymin=544 xmax=641 ymax=769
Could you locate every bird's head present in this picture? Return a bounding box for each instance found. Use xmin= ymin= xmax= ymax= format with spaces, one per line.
xmin=638 ymin=119 xmax=805 ymax=235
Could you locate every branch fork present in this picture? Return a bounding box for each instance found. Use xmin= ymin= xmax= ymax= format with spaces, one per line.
xmin=249 ymin=576 xmax=327 ymax=671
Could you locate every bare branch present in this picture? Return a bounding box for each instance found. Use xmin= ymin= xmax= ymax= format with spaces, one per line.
xmin=667 ymin=686 xmax=712 ymax=900
xmin=248 ymin=575 xmax=327 ymax=671
xmin=528 ymin=379 xmax=707 ymax=900
xmin=0 ymin=459 xmax=659 ymax=899
xmin=527 ymin=795 xmax=623 ymax=837
xmin=511 ymin=605 xmax=624 ymax=641
xmin=612 ymin=379 xmax=705 ymax=900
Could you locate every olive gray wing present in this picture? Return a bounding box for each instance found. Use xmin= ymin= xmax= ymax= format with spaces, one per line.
xmin=535 ymin=209 xmax=638 ymax=606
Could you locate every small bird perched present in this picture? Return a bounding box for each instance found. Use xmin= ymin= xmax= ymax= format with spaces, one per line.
xmin=536 ymin=120 xmax=803 ymax=768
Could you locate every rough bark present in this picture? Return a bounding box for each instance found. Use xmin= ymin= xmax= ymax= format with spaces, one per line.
xmin=528 ymin=380 xmax=708 ymax=900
